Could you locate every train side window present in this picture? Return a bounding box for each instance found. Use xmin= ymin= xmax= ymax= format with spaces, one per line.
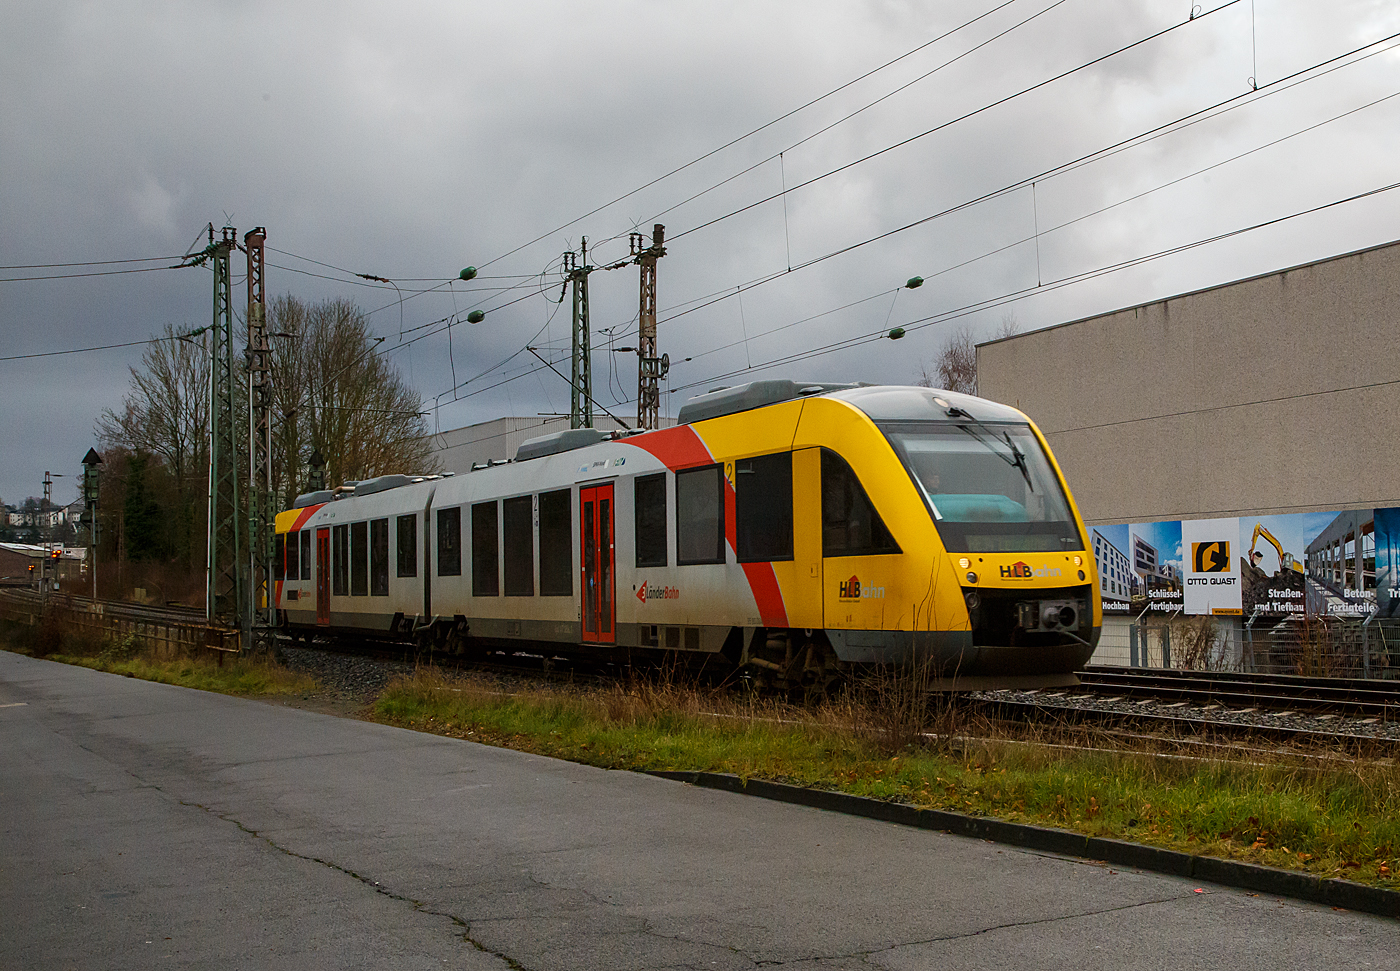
xmin=396 ymin=514 xmax=417 ymax=578
xmin=370 ymin=518 xmax=389 ymax=596
xmin=676 ymin=464 xmax=725 ymax=565
xmin=472 ymin=500 xmax=500 ymax=597
xmin=736 ymin=452 xmax=793 ymax=562
xmin=503 ymin=496 xmax=534 ymax=596
xmin=300 ymin=530 xmax=312 ymax=581
xmin=821 ymin=448 xmax=900 ymax=557
xmin=285 ymin=529 xmax=299 ymax=581
xmin=437 ymin=507 xmax=461 ymax=576
xmin=276 ymin=533 xmax=287 ymax=581
xmin=350 ymin=521 xmax=369 ymax=596
xmin=634 ymin=473 xmax=667 ymax=568
xmin=332 ymin=523 xmax=349 ymax=595
xmin=538 ymin=489 xmax=573 ymax=596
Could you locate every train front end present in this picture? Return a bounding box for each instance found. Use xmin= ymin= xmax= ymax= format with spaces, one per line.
xmin=794 ymin=386 xmax=1100 ymax=686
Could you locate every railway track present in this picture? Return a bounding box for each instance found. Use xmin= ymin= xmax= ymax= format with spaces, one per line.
xmin=1074 ymin=665 xmax=1400 ymax=720
xmin=0 ymin=589 xmax=206 ymax=625
xmin=7 ymin=589 xmax=1399 ymax=744
xmin=978 ymin=666 xmax=1400 ymax=746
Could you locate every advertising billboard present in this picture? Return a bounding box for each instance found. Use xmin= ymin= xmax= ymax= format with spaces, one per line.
xmin=1095 ymin=506 xmax=1395 ymax=620
xmin=1182 ymin=517 xmax=1241 ymax=616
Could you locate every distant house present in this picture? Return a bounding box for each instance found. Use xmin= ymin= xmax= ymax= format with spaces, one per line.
xmin=0 ymin=542 xmax=87 ymax=585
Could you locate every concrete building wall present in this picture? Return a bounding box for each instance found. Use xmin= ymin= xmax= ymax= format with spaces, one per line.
xmin=428 ymin=415 xmax=673 ymax=475
xmin=977 ymin=238 xmax=1400 ymax=527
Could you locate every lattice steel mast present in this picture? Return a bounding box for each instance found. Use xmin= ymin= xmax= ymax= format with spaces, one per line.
xmin=244 ymin=227 xmax=274 ymax=652
xmin=564 ymin=237 xmax=594 ymax=429
xmin=206 ymin=227 xmax=243 ymax=628
xmin=629 ymin=224 xmax=668 ymax=430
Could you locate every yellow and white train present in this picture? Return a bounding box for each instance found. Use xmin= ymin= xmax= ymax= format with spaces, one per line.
xmin=274 ymin=382 xmax=1100 ymax=689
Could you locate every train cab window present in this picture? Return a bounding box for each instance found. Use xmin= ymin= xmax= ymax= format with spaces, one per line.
xmin=472 ymin=500 xmax=500 ymax=597
xmin=285 ymin=529 xmax=299 ymax=581
xmin=350 ymin=521 xmax=369 ymax=596
xmin=676 ymin=464 xmax=725 ymax=565
xmin=300 ymin=530 xmax=312 ymax=581
xmin=634 ymin=473 xmax=667 ymax=568
xmin=396 ymin=514 xmax=417 ymax=578
xmin=332 ymin=523 xmax=349 ymax=595
xmin=437 ymin=507 xmax=461 ymax=576
xmin=370 ymin=518 xmax=389 ymax=596
xmin=538 ymin=489 xmax=573 ymax=596
xmin=822 ymin=449 xmax=900 ymax=557
xmin=503 ymin=496 xmax=534 ymax=597
xmin=736 ymin=452 xmax=793 ymax=562
xmin=276 ymin=533 xmax=287 ymax=581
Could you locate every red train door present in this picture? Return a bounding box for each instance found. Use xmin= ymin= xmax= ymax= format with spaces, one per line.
xmin=316 ymin=527 xmax=331 ymax=626
xmin=580 ymin=483 xmax=615 ymax=644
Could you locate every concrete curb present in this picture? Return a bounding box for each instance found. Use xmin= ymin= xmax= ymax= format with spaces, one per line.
xmin=646 ymin=770 xmax=1399 ymax=920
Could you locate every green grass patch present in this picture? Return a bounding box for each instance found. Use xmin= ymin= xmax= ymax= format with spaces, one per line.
xmin=50 ymin=651 xmax=318 ymax=696
xmin=1 ymin=616 xmax=317 ymax=698
xmin=374 ymin=668 xmax=1400 ymax=889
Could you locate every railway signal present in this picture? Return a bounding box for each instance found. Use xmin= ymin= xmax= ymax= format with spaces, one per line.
xmin=82 ymin=448 xmax=101 ymax=600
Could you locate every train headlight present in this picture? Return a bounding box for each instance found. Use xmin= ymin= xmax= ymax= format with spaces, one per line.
xmin=1073 ymin=555 xmax=1082 ymax=567
xmin=958 ymin=557 xmax=970 ymax=569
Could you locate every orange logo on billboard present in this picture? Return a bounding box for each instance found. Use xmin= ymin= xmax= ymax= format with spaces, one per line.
xmin=1192 ymin=541 xmax=1230 ymax=573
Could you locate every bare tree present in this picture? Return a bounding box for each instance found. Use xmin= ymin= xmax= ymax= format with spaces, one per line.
xmin=916 ymin=313 xmax=1019 ymax=396
xmin=918 ymin=326 xmax=978 ymax=394
xmin=269 ymin=295 xmax=438 ymax=505
xmin=96 ymin=325 xmax=208 ymax=565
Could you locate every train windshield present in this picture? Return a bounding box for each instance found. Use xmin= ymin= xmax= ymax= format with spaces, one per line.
xmin=880 ymin=421 xmax=1082 ymax=553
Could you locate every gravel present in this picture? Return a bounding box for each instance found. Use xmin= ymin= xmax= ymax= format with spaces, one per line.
xmin=278 ymin=643 xmax=418 ymax=702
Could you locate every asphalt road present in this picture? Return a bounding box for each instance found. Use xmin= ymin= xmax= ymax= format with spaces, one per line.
xmin=1 ymin=650 xmax=1394 ymax=970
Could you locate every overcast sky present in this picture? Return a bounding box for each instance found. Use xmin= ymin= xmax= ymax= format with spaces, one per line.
xmin=4 ymin=0 xmax=1399 ymax=505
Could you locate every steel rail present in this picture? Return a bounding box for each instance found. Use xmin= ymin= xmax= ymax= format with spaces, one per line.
xmin=1075 ymin=665 xmax=1400 ymax=719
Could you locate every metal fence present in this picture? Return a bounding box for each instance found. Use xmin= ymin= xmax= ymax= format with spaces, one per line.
xmin=0 ymin=590 xmax=237 ymax=658
xmin=1093 ymin=613 xmax=1400 ymax=679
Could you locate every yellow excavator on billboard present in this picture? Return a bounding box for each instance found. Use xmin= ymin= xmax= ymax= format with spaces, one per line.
xmin=1248 ymin=524 xmax=1305 ymax=576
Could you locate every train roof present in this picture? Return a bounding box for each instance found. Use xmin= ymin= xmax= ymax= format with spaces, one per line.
xmin=673 ymin=380 xmax=1027 ymax=425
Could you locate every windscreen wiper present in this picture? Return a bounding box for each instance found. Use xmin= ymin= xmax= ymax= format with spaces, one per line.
xmin=942 ymin=401 xmax=1034 ymax=492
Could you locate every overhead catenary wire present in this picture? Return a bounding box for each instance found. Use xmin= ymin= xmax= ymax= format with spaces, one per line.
xmin=667 ymin=1 xmax=1244 ymax=245
xmin=451 ymin=178 xmax=1400 ymax=411
xmin=641 ymin=0 xmax=1075 ymax=230
xmin=667 ymin=178 xmax=1400 ymax=394
xmin=0 ymin=255 xmax=185 ymax=269
xmin=469 ymin=0 xmax=1029 ymax=273
xmin=647 ymin=27 xmax=1400 ymax=330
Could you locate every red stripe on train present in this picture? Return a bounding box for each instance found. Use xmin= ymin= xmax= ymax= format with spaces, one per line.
xmin=289 ymin=503 xmax=325 ymax=532
xmin=629 ymin=427 xmax=788 ymax=629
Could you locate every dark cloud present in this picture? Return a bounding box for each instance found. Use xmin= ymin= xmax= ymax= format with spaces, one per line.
xmin=4 ymin=0 xmax=1399 ymax=503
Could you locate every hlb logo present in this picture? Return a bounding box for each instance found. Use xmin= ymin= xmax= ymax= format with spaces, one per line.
xmin=999 ymin=561 xmax=1063 ymax=579
xmin=838 ymin=575 xmax=885 ymax=600
xmin=1192 ymin=541 xmax=1230 ymax=573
